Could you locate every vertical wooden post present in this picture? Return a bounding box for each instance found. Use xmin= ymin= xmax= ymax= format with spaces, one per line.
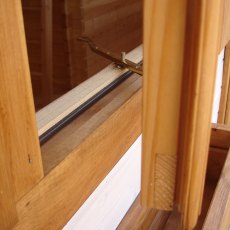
xmin=0 ymin=0 xmax=43 ymax=203
xmin=41 ymin=0 xmax=53 ymax=106
xmin=176 ymin=0 xmax=222 ymax=229
xmin=142 ymin=0 xmax=187 ymax=210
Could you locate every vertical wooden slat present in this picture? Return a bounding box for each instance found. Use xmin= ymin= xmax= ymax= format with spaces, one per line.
xmin=142 ymin=0 xmax=187 ymax=210
xmin=41 ymin=0 xmax=53 ymax=106
xmin=218 ymin=42 xmax=230 ymax=124
xmin=219 ymin=0 xmax=230 ymax=52
xmin=0 ymin=0 xmax=43 ymax=201
xmin=177 ymin=0 xmax=222 ymax=229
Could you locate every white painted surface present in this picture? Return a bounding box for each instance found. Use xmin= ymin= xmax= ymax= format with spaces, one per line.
xmin=212 ymin=49 xmax=225 ymax=123
xmin=63 ymin=136 xmax=142 ymax=230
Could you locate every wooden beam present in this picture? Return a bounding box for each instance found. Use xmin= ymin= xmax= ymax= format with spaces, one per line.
xmin=176 ymin=1 xmax=223 ymax=229
xmin=142 ymin=0 xmax=187 ymax=210
xmin=0 ymin=0 xmax=43 ymax=201
xmin=203 ymin=149 xmax=230 ymax=230
xmin=14 ymin=83 xmax=142 ymax=229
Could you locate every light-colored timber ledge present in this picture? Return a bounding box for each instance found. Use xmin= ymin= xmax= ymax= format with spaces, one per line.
xmin=14 ymin=76 xmax=142 ymax=229
xmin=36 ymin=45 xmax=142 ymax=136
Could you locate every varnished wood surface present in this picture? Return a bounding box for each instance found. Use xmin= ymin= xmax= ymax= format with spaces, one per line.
xmin=218 ymin=41 xmax=230 ymax=123
xmin=142 ymin=0 xmax=187 ymax=210
xmin=176 ymin=1 xmax=223 ymax=229
xmin=14 ymin=81 xmax=142 ymax=229
xmin=118 ymin=195 xmax=157 ymax=230
xmin=0 ymin=0 xmax=43 ymax=202
xmin=0 ymin=130 xmax=18 ymax=229
xmin=211 ymin=123 xmax=230 ymax=150
xmin=203 ymin=149 xmax=230 ymax=230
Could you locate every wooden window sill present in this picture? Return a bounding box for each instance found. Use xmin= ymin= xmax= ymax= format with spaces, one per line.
xmin=15 ymin=73 xmax=142 ymax=229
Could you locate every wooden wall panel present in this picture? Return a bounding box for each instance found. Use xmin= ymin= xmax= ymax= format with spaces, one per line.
xmin=0 ymin=0 xmax=43 ymax=201
xmin=218 ymin=41 xmax=230 ymax=124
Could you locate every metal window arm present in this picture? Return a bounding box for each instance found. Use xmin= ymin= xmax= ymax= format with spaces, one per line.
xmin=78 ymin=36 xmax=143 ymax=76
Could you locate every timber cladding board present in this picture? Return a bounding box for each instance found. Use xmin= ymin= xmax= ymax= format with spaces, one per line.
xmin=0 ymin=0 xmax=43 ymax=203
xmin=14 ymin=83 xmax=142 ymax=229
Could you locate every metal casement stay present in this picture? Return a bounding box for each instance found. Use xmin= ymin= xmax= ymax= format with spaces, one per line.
xmin=78 ymin=36 xmax=143 ymax=76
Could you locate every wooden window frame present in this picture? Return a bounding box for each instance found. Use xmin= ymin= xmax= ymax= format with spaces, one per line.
xmin=0 ymin=1 xmax=142 ymax=229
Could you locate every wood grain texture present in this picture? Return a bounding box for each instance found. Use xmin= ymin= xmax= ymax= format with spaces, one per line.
xmin=0 ymin=0 xmax=43 ymax=201
xmin=41 ymin=75 xmax=140 ymax=174
xmin=41 ymin=0 xmax=53 ymax=105
xmin=211 ymin=123 xmax=230 ymax=150
xmin=142 ymin=0 xmax=187 ymax=210
xmin=219 ymin=0 xmax=230 ymax=52
xmin=14 ymin=86 xmax=142 ymax=229
xmin=37 ymin=46 xmax=142 ymax=136
xmin=149 ymin=211 xmax=171 ymax=230
xmin=0 ymin=129 xmax=18 ymax=229
xmin=118 ymin=195 xmax=157 ymax=230
xmin=176 ymin=1 xmax=223 ymax=228
xmin=203 ymin=149 xmax=230 ymax=230
xmin=218 ymin=42 xmax=230 ymax=123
